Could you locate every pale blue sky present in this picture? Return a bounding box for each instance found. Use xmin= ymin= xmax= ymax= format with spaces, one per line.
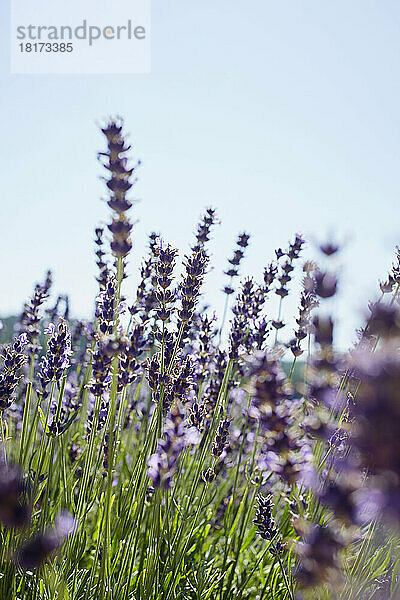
xmin=1 ymin=1 xmax=399 ymax=347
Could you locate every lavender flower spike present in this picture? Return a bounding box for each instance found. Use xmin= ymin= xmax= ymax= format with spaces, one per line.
xmin=38 ymin=319 xmax=72 ymax=398
xmin=0 ymin=334 xmax=27 ymax=412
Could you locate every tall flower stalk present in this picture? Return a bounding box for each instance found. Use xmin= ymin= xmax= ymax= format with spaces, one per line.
xmin=1 ymin=119 xmax=399 ymax=600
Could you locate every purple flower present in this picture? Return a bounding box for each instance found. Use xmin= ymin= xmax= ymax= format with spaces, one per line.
xmin=295 ymin=524 xmax=344 ymax=588
xmin=315 ymin=271 xmax=338 ymax=299
xmin=0 ymin=462 xmax=31 ymax=528
xmin=212 ymin=418 xmax=231 ymax=459
xmin=0 ymin=334 xmax=27 ymax=412
xmin=253 ymin=495 xmax=284 ymax=554
xmin=249 ymin=352 xmax=310 ymax=484
xmin=38 ymin=320 xmax=72 ymax=398
xmin=18 ymin=512 xmax=76 ymax=570
xmin=99 ymin=119 xmax=137 ymax=259
xmin=16 ymin=271 xmax=52 ymax=356
xmin=147 ymin=405 xmax=199 ymax=489
xmin=222 ymin=232 xmax=251 ymax=295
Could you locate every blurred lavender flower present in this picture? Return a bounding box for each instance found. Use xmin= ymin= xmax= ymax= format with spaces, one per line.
xmin=18 ymin=512 xmax=76 ymax=570
xmin=315 ymin=271 xmax=338 ymax=299
xmin=348 ymin=342 xmax=400 ymax=526
xmin=118 ymin=323 xmax=147 ymax=391
xmin=320 ymin=241 xmax=339 ymax=256
xmin=0 ymin=462 xmax=31 ymax=528
xmin=295 ymin=523 xmax=344 ymax=588
xmin=147 ymin=405 xmax=200 ymax=489
xmin=249 ymin=352 xmax=310 ymax=484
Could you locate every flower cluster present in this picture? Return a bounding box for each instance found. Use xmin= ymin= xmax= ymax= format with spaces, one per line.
xmin=94 ymin=227 xmax=109 ymax=291
xmin=348 ymin=337 xmax=400 ymax=526
xmin=38 ymin=320 xmax=72 ymax=398
xmin=95 ymin=277 xmax=117 ymax=335
xmin=203 ymin=349 xmax=228 ymax=418
xmin=212 ymin=417 xmax=231 ymax=459
xmin=129 ymin=232 xmax=159 ymax=321
xmin=154 ymin=243 xmax=178 ymax=325
xmin=174 ymin=209 xmax=217 ymax=350
xmin=295 ymin=524 xmax=344 ymax=588
xmin=253 ymin=494 xmax=284 ymax=554
xmin=0 ymin=334 xmax=27 ymax=412
xmin=18 ymin=512 xmax=76 ymax=570
xmin=223 ymin=232 xmax=250 ymax=295
xmin=17 ymin=271 xmax=52 ymax=356
xmin=100 ymin=119 xmax=136 ymax=259
xmin=90 ymin=338 xmax=120 ymax=399
xmin=193 ymin=207 xmax=217 ymax=250
xmin=229 ymin=278 xmax=265 ymax=360
xmin=272 ymin=233 xmax=304 ymax=334
xmin=275 ymin=233 xmax=304 ymax=299
xmin=178 ymin=248 xmax=209 ymax=327
xmin=196 ymin=313 xmax=217 ymax=383
xmin=147 ymin=352 xmax=195 ymax=411
xmin=287 ymin=262 xmax=319 ymax=357
xmin=3 ymin=118 xmax=400 ymax=600
xmin=0 ymin=462 xmax=30 ymax=528
xmin=147 ymin=405 xmax=199 ymax=489
xmin=118 ymin=323 xmax=147 ymax=391
xmin=249 ymin=352 xmax=309 ymax=484
xmin=188 ymin=399 xmax=206 ymax=431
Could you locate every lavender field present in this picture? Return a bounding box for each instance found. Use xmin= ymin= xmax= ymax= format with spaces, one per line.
xmin=0 ymin=120 xmax=399 ymax=600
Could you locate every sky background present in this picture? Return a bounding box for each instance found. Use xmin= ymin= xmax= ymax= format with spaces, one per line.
xmin=1 ymin=1 xmax=399 ymax=348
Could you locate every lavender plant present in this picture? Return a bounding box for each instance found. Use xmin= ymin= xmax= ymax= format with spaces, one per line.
xmin=0 ymin=118 xmax=399 ymax=600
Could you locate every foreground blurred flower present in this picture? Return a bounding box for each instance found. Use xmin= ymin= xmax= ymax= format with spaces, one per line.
xmin=18 ymin=512 xmax=76 ymax=570
xmin=0 ymin=462 xmax=30 ymax=528
xmin=147 ymin=405 xmax=200 ymax=489
xmin=294 ymin=523 xmax=344 ymax=588
xmin=249 ymin=352 xmax=310 ymax=485
xmin=348 ymin=340 xmax=400 ymax=526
